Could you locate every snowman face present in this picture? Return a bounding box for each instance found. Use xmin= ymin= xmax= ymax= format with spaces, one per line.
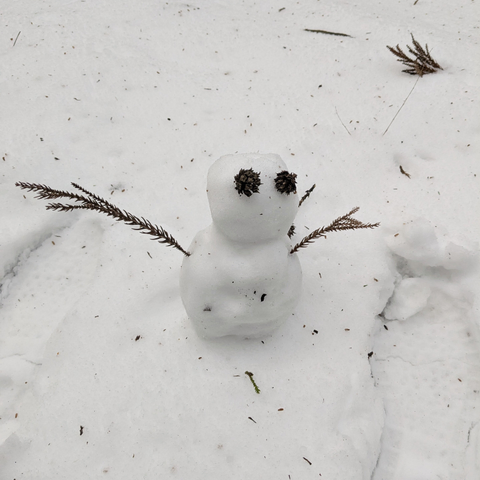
xmin=234 ymin=168 xmax=298 ymax=197
xmin=207 ymin=153 xmax=299 ymax=243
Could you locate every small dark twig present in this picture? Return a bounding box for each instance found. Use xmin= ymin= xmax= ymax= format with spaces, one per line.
xmin=13 ymin=31 xmax=21 ymax=47
xmin=387 ymin=34 xmax=443 ymax=76
xmin=399 ymin=166 xmax=411 ymax=178
xmin=15 ymin=181 xmax=191 ymax=256
xmin=304 ymin=28 xmax=352 ymax=38
xmin=290 ymin=207 xmax=379 ymax=254
xmin=245 ymin=371 xmax=260 ymax=394
xmin=298 ymin=184 xmax=316 ymax=207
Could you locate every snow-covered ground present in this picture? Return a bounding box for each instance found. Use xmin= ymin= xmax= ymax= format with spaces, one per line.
xmin=1 ymin=0 xmax=479 ymax=478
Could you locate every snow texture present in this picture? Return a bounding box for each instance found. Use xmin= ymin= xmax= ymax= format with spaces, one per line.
xmin=373 ymin=220 xmax=480 ymax=479
xmin=180 ymin=153 xmax=301 ymax=338
xmin=1 ymin=0 xmax=479 ymax=479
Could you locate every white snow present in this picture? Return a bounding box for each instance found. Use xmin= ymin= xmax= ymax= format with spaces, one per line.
xmin=1 ymin=0 xmax=479 ymax=479
xmin=383 ymin=277 xmax=432 ymax=321
xmin=373 ymin=219 xmax=480 ymax=479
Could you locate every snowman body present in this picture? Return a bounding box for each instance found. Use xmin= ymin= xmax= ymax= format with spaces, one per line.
xmin=180 ymin=153 xmax=302 ymax=338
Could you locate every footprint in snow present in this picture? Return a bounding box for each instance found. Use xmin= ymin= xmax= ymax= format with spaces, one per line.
xmin=0 ymin=218 xmax=103 ymax=444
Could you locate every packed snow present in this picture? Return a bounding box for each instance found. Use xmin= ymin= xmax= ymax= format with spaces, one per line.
xmin=373 ymin=220 xmax=480 ymax=478
xmin=1 ymin=0 xmax=479 ymax=479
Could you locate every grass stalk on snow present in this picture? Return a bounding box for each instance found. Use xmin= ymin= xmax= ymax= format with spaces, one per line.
xmin=245 ymin=371 xmax=261 ymax=394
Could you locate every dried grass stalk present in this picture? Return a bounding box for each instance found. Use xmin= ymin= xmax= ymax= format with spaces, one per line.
xmin=387 ymin=34 xmax=443 ymax=76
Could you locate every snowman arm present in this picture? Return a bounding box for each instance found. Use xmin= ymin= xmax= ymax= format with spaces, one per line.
xmin=298 ymin=184 xmax=316 ymax=207
xmin=15 ymin=181 xmax=191 ymax=257
xmin=289 ymin=207 xmax=379 ymax=254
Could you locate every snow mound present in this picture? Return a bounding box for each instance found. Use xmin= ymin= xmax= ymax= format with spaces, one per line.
xmin=386 ymin=218 xmax=478 ymax=274
xmin=372 ymin=219 xmax=480 ymax=479
xmin=383 ymin=277 xmax=431 ymax=321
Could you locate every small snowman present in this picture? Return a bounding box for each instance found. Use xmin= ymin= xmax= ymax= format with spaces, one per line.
xmin=179 ymin=153 xmax=301 ymax=338
xmin=17 ymin=154 xmax=378 ymax=339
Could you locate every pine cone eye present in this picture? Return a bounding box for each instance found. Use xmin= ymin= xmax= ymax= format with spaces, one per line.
xmin=274 ymin=171 xmax=297 ymax=195
xmin=234 ymin=168 xmax=262 ymax=197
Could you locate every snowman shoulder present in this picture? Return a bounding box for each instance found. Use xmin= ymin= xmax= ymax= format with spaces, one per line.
xmin=184 ymin=223 xmax=228 ymax=256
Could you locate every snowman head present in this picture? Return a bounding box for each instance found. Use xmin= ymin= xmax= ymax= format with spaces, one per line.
xmin=207 ymin=153 xmax=299 ymax=242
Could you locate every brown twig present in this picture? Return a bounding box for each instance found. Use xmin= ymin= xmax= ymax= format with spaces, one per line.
xmin=399 ymin=166 xmax=411 ymax=178
xmin=299 ymin=184 xmax=316 ymax=207
xmin=15 ymin=181 xmax=191 ymax=256
xmin=304 ymin=28 xmax=352 ymax=38
xmin=387 ymin=34 xmax=443 ymax=76
xmin=13 ymin=31 xmax=21 ymax=47
xmin=290 ymin=207 xmax=379 ymax=254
